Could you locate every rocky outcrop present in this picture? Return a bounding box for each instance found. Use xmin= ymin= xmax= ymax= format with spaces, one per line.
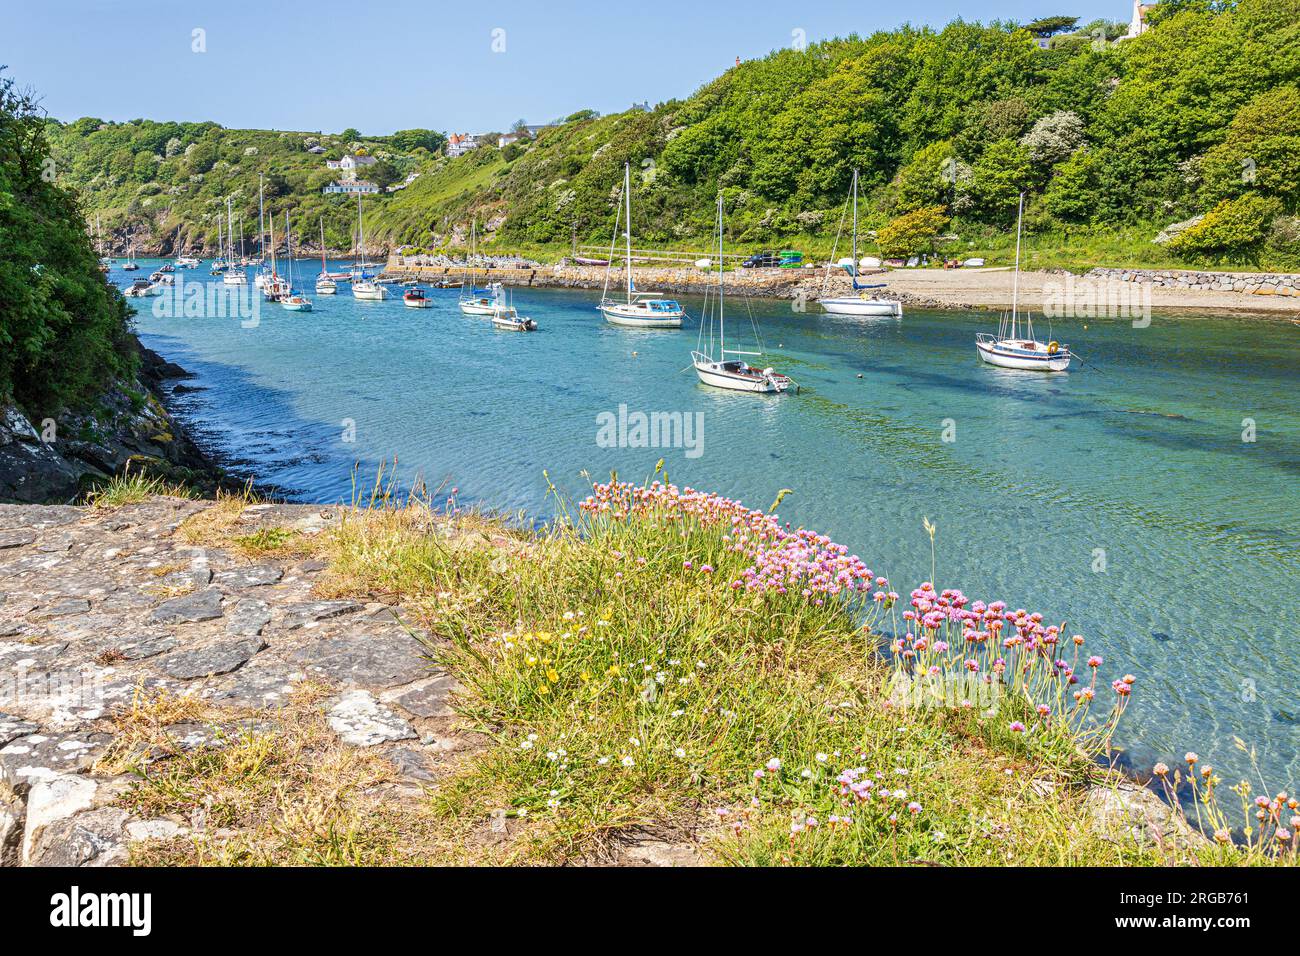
xmin=0 ymin=496 xmax=464 ymax=866
xmin=1084 ymin=267 xmax=1300 ymax=298
xmin=0 ymin=341 xmax=223 ymax=504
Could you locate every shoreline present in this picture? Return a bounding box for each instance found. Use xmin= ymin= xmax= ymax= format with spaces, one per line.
xmin=380 ymin=259 xmax=1300 ymax=317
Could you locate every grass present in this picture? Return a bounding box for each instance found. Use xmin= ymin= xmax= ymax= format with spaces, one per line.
xmin=103 ymin=476 xmax=1296 ymax=866
xmin=87 ymin=463 xmax=196 ymax=508
xmin=311 ymin=473 xmax=1297 ymax=866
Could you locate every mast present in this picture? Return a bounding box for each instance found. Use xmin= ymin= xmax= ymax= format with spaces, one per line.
xmin=851 ymin=169 xmax=858 ymax=277
xmin=268 ymin=206 xmax=277 ymax=280
xmin=1011 ymin=191 xmax=1024 ymax=339
xmin=258 ymin=175 xmax=266 ymax=263
xmin=717 ymin=191 xmax=725 ymax=358
xmin=285 ymin=211 xmax=294 ymax=289
xmin=356 ymin=191 xmax=366 ymax=272
xmin=624 ymin=161 xmax=633 ymax=303
xmin=227 ymin=197 xmax=234 ymax=267
xmin=320 ymin=217 xmax=327 ymax=273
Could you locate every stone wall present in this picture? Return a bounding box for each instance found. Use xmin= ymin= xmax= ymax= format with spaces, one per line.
xmin=1084 ymin=267 xmax=1300 ymax=298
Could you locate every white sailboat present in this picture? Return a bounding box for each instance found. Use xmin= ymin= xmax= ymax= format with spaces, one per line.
xmin=458 ymin=219 xmax=495 ymax=315
xmin=351 ymin=192 xmax=387 ymax=301
xmin=222 ymin=198 xmax=247 ymax=285
xmin=122 ymin=243 xmax=139 ymax=271
xmin=254 ymin=177 xmax=271 ymax=290
xmin=316 ymin=217 xmax=337 ymax=294
xmin=818 ymin=168 xmax=902 ymax=317
xmin=261 ymin=210 xmax=289 ymax=301
xmin=974 ymin=193 xmax=1071 ymax=372
xmin=599 ymin=162 xmax=684 ymax=328
xmin=692 ymin=194 xmax=795 ymax=394
xmin=280 ymin=210 xmax=313 ymax=312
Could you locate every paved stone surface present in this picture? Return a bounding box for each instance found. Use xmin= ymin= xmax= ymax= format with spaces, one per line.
xmin=225 ymin=598 xmax=272 ymax=637
xmin=326 ymin=690 xmax=416 ymax=746
xmin=384 ymin=673 xmax=457 ymax=718
xmin=0 ymin=495 xmax=474 ymax=867
xmin=148 ymin=588 xmax=224 ymax=624
xmin=159 ymin=637 xmax=267 ymax=679
xmin=290 ymin=630 xmax=430 ymax=688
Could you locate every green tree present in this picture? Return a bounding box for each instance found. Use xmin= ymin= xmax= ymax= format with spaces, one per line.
xmin=1043 ymin=148 xmax=1099 ymax=222
xmin=876 ymin=205 xmax=950 ymax=258
xmin=969 ymin=139 xmax=1032 ymax=223
xmin=1168 ymin=193 xmax=1282 ymax=258
xmin=1198 ymin=86 xmax=1300 ymax=207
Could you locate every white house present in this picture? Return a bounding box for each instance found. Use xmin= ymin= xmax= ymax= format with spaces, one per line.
xmin=1122 ymin=0 xmax=1156 ymax=39
xmin=323 ymin=180 xmax=379 ymax=195
xmin=447 ymin=133 xmax=479 ymax=157
xmin=325 ymin=154 xmax=379 ymax=181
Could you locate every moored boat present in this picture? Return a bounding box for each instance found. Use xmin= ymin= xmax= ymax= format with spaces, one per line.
xmin=599 ymin=162 xmax=684 ymax=329
xmin=691 ymin=193 xmax=795 ymax=394
xmin=403 ymin=287 xmax=432 ymax=308
xmin=818 ymin=169 xmax=902 ymax=318
xmin=974 ymin=194 xmax=1071 ymax=373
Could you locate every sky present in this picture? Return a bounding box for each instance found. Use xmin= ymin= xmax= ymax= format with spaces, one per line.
xmin=5 ymin=0 xmax=1126 ymax=134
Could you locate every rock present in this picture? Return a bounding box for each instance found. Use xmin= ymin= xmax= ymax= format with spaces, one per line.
xmin=0 ymin=530 xmax=36 ymax=549
xmin=126 ymin=819 xmax=185 ymax=842
xmin=35 ymin=598 xmax=91 ymax=618
xmin=214 ymin=565 xmax=283 ymax=589
xmin=199 ymin=660 xmax=303 ymax=709
xmin=383 ymin=745 xmax=437 ymax=782
xmin=159 ymin=637 xmax=267 ymax=679
xmin=623 ymin=839 xmax=706 ymax=867
xmin=0 ymin=731 xmax=112 ymax=786
xmin=0 ymin=713 xmax=39 ymax=748
xmin=149 ymin=587 xmax=224 ymax=624
xmin=326 ymin=690 xmax=416 ymax=747
xmin=384 ymin=673 xmax=457 ymax=718
xmin=225 ymin=598 xmax=272 ymax=637
xmin=1085 ymin=781 xmax=1208 ymax=850
xmin=21 ymin=772 xmax=99 ymax=863
xmin=0 ymin=787 xmax=23 ymax=866
xmin=290 ymin=629 xmax=429 ymax=688
xmin=104 ymin=633 xmax=179 ymax=661
xmin=28 ymin=806 xmax=129 ymax=867
xmin=280 ymin=599 xmax=362 ymax=629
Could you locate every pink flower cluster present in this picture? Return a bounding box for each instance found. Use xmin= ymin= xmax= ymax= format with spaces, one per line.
xmin=580 ymin=480 xmax=888 ymax=606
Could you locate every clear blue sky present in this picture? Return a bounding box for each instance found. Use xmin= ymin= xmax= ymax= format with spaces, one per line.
xmin=6 ymin=0 xmax=1125 ymax=134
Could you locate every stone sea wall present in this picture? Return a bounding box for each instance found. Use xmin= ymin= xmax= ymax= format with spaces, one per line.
xmin=1084 ymin=267 xmax=1300 ymax=298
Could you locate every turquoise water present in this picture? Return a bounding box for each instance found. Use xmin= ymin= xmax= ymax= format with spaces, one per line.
xmin=125 ymin=259 xmax=1300 ymax=785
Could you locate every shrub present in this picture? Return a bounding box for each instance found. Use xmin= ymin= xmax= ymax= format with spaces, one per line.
xmin=1168 ymin=193 xmax=1282 ymax=258
xmin=876 ymin=205 xmax=951 ymax=259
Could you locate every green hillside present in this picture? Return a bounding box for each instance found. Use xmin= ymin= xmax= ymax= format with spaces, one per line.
xmin=49 ymin=0 xmax=1300 ymax=271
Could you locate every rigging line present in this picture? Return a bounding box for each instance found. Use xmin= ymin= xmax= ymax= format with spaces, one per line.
xmin=821 ymin=189 xmax=851 ymax=297
xmin=601 ymin=187 xmax=621 ymax=303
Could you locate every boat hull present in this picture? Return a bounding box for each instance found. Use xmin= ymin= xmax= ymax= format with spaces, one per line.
xmin=459 ymin=300 xmax=495 ymax=315
xmin=222 ymin=273 xmax=247 ymax=285
xmin=403 ymin=298 xmax=432 ymax=308
xmin=691 ymin=355 xmax=790 ymax=393
xmin=352 ymin=285 xmax=388 ymax=301
xmin=975 ymin=339 xmax=1071 ymax=372
xmin=316 ymin=282 xmax=337 ymax=295
xmin=818 ymin=297 xmax=902 ymax=317
xmin=600 ymin=305 xmax=683 ymax=328
xmin=281 ymin=301 xmax=313 ymax=312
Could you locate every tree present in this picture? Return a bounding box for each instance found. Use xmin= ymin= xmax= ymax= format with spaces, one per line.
xmin=1043 ymin=148 xmax=1098 ymax=222
xmin=876 ymin=205 xmax=950 ymax=258
xmin=368 ymin=160 xmax=401 ymax=189
xmin=1168 ymin=193 xmax=1282 ymax=258
xmin=388 ymin=128 xmax=447 ymax=154
xmin=1198 ymin=86 xmax=1300 ymax=207
xmin=1020 ymin=111 xmax=1087 ymax=168
xmin=339 ymin=127 xmax=360 ymax=143
xmin=969 ymin=139 xmax=1033 ymax=223
xmin=1023 ymin=15 xmax=1080 ymax=35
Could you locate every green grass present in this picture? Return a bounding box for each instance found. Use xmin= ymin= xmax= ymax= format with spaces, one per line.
xmin=87 ymin=465 xmax=196 ymax=507
xmin=316 ymin=476 xmax=1297 ymax=866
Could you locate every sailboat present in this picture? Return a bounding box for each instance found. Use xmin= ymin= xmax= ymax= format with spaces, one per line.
xmin=975 ymin=193 xmax=1071 ymax=372
xmin=254 ymin=177 xmax=271 ymax=290
xmin=279 ymin=212 xmax=313 ymax=312
xmin=316 ymin=218 xmax=337 ymax=294
xmin=819 ymin=169 xmax=901 ymax=317
xmin=599 ymin=162 xmax=684 ymax=328
xmin=351 ymin=192 xmax=388 ymax=301
xmin=122 ymin=244 xmax=139 ymax=271
xmin=692 ymin=194 xmax=795 ymax=394
xmin=222 ymin=198 xmax=247 ymax=285
xmin=261 ymin=211 xmax=290 ymax=301
xmin=458 ymin=219 xmax=495 ymax=315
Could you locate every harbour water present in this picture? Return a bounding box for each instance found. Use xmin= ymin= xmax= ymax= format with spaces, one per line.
xmin=127 ymin=260 xmax=1300 ymax=786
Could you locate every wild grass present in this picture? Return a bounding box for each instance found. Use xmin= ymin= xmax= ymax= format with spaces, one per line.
xmin=315 ymin=471 xmax=1297 ymax=866
xmin=87 ymin=462 xmax=196 ymax=507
